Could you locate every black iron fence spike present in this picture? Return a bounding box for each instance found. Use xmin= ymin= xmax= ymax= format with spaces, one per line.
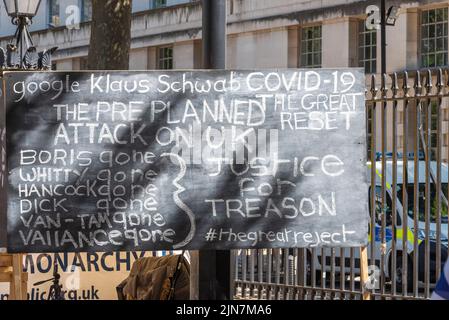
xmin=381 ymin=73 xmax=387 ymax=88
xmin=403 ymin=71 xmax=410 ymax=94
xmin=381 ymin=73 xmax=388 ymax=100
xmin=424 ymin=69 xmax=433 ymax=96
xmin=370 ymin=74 xmax=378 ymax=96
xmin=391 ymin=72 xmax=399 ymax=96
xmin=415 ymin=70 xmax=422 ymax=96
xmin=436 ymin=68 xmax=444 ymax=94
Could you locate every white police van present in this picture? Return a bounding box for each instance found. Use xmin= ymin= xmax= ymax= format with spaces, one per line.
xmin=311 ymin=153 xmax=449 ymax=290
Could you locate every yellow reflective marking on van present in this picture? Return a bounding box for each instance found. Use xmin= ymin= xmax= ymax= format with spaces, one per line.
xmin=367 ymin=163 xmax=423 ymax=245
xmin=367 ymin=163 xmax=392 ymax=190
xmin=396 ymin=228 xmax=423 ymax=245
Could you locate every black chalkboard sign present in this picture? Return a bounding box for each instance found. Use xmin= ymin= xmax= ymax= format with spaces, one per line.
xmin=2 ymin=70 xmax=368 ymax=253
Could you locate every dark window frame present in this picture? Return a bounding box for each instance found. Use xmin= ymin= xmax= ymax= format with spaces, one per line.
xmin=48 ymin=0 xmax=60 ymax=26
xmin=157 ymin=46 xmax=173 ymax=70
xmin=420 ymin=7 xmax=448 ymax=68
xmin=358 ymin=20 xmax=377 ymax=74
xmin=81 ymin=0 xmax=92 ymax=22
xmin=299 ymin=25 xmax=322 ymax=68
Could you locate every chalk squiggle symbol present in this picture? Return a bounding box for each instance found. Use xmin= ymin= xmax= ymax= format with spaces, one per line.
xmin=161 ymin=152 xmax=195 ymax=249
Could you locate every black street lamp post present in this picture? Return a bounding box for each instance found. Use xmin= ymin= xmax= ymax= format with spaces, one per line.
xmin=190 ymin=0 xmax=232 ymax=300
xmin=0 ymin=0 xmax=57 ymax=70
xmin=380 ymin=0 xmax=387 ymax=76
xmin=379 ymin=0 xmax=400 ymax=75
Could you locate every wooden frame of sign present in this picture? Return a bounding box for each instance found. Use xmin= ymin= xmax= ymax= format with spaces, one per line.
xmin=0 ymin=253 xmax=27 ymax=300
xmin=360 ymin=247 xmax=370 ymax=300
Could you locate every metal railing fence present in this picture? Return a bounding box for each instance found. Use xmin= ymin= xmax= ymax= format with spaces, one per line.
xmin=233 ymin=69 xmax=449 ymax=300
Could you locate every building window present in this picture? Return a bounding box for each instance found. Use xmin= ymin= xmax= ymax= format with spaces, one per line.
xmin=358 ymin=20 xmax=377 ymax=74
xmin=300 ymin=25 xmax=322 ymax=68
xmin=81 ymin=0 xmax=92 ymax=22
xmin=157 ymin=46 xmax=173 ymax=70
xmin=153 ymin=0 xmax=167 ymax=9
xmin=48 ymin=0 xmax=60 ymax=26
xmin=421 ymin=7 xmax=448 ymax=68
